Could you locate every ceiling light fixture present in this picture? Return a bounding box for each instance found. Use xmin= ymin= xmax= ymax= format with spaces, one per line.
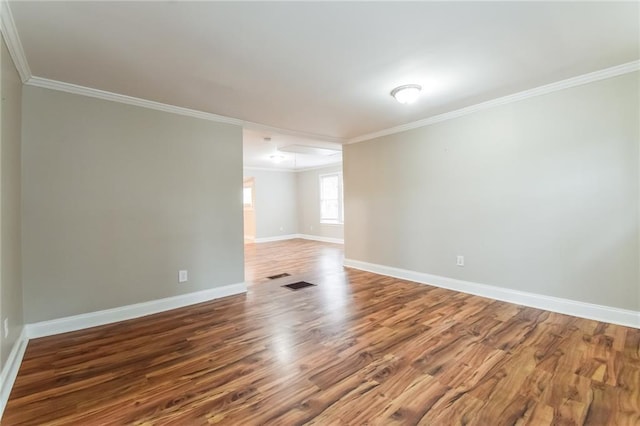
xmin=270 ymin=153 xmax=285 ymax=163
xmin=264 ymin=136 xmax=285 ymax=163
xmin=390 ymin=84 xmax=422 ymax=104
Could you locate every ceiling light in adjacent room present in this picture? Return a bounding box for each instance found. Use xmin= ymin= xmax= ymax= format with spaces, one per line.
xmin=270 ymin=153 xmax=285 ymax=163
xmin=390 ymin=84 xmax=422 ymax=104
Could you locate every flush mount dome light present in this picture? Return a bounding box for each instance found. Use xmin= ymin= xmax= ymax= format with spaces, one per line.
xmin=390 ymin=84 xmax=422 ymax=104
xmin=270 ymin=153 xmax=285 ymax=163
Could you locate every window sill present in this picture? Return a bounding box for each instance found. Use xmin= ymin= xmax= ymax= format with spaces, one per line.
xmin=320 ymin=221 xmax=344 ymax=226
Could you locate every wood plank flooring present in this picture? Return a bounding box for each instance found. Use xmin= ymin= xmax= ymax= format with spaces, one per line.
xmin=4 ymin=239 xmax=639 ymax=425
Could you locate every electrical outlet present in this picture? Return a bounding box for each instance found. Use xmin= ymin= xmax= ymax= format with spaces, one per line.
xmin=3 ymin=318 xmax=8 ymax=339
xmin=310 ymin=225 xmax=313 ymax=231
xmin=279 ymin=226 xmax=283 ymax=232
xmin=178 ymin=270 xmax=188 ymax=283
xmin=456 ymin=256 xmax=464 ymax=267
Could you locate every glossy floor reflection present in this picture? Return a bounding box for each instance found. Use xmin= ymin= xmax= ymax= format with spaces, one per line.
xmin=4 ymin=239 xmax=639 ymax=425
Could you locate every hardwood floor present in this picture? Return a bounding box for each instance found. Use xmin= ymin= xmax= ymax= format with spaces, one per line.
xmin=4 ymin=239 xmax=639 ymax=425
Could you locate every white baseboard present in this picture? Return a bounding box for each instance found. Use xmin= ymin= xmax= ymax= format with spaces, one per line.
xmin=26 ymin=282 xmax=247 ymax=339
xmin=253 ymin=234 xmax=299 ymax=243
xmin=0 ymin=326 xmax=28 ymax=418
xmin=254 ymin=233 xmax=344 ymax=244
xmin=344 ymin=259 xmax=640 ymax=329
xmin=297 ymin=234 xmax=344 ymax=244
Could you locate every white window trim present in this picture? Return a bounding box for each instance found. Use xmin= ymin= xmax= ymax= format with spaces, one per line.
xmin=319 ymin=172 xmax=344 ymax=225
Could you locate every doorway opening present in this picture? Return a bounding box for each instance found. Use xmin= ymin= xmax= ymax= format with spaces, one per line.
xmin=243 ymin=177 xmax=256 ymax=244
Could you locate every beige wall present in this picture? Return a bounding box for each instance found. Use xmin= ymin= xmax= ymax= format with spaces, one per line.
xmin=344 ymin=72 xmax=639 ymax=311
xmin=0 ymin=36 xmax=24 ymax=369
xmin=241 ymin=165 xmax=344 ymax=241
xmin=243 ymin=168 xmax=298 ymax=239
xmin=297 ymin=165 xmax=344 ymax=240
xmin=22 ymin=86 xmax=244 ymax=323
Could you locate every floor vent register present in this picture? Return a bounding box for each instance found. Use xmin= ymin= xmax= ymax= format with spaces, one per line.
xmin=267 ymin=273 xmax=291 ymax=280
xmin=283 ymin=281 xmax=316 ymax=290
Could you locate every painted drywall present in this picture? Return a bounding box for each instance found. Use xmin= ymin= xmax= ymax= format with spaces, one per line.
xmin=242 ymin=168 xmax=298 ymax=239
xmin=297 ymin=165 xmax=344 ymax=240
xmin=344 ymin=72 xmax=639 ymax=311
xmin=0 ymin=36 xmax=23 ymax=369
xmin=22 ymin=86 xmax=244 ymax=323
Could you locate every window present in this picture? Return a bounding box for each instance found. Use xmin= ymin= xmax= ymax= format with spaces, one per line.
xmin=320 ymin=173 xmax=343 ymax=224
xmin=243 ymin=186 xmax=253 ymax=208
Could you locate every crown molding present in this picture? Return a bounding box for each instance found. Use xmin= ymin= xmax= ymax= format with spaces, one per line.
xmin=295 ymin=162 xmax=342 ymax=173
xmin=348 ymin=60 xmax=640 ymax=144
xmin=0 ymin=0 xmax=31 ymax=82
xmin=8 ymin=3 xmax=635 ymax=149
xmin=243 ymin=122 xmax=344 ymax=144
xmin=243 ymin=166 xmax=297 ymax=173
xmin=0 ymin=2 xmax=343 ymax=144
xmin=244 ymin=160 xmax=341 ymax=174
xmin=25 ymin=76 xmax=346 ymax=144
xmin=27 ymin=76 xmax=244 ymax=125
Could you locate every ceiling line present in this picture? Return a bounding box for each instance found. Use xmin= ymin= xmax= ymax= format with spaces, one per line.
xmin=243 ymin=162 xmax=342 ymax=174
xmin=238 ymin=120 xmax=344 ymax=145
xmin=26 ymin=76 xmax=347 ymax=144
xmin=243 ymin=166 xmax=298 ymax=173
xmin=23 ymin=60 xmax=639 ymax=148
xmin=0 ymin=0 xmax=345 ymax=145
xmin=2 ymin=1 xmax=638 ymax=146
xmin=27 ymin=76 xmax=243 ymax=125
xmin=348 ymin=60 xmax=640 ymax=145
xmin=0 ymin=0 xmax=31 ymax=83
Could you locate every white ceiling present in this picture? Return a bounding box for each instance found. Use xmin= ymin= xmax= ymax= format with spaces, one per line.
xmin=7 ymin=1 xmax=640 ymax=168
xmin=243 ymin=129 xmax=341 ymax=171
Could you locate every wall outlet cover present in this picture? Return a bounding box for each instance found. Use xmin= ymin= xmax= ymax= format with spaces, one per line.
xmin=3 ymin=318 xmax=8 ymax=338
xmin=178 ymin=270 xmax=188 ymax=283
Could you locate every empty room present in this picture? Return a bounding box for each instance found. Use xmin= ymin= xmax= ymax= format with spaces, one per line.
xmin=0 ymin=1 xmax=638 ymax=425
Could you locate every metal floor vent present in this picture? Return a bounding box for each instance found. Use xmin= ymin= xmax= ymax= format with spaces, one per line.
xmin=283 ymin=281 xmax=316 ymax=290
xmin=267 ymin=273 xmax=291 ymax=280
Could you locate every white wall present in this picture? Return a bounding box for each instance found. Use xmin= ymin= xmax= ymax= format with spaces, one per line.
xmin=344 ymin=72 xmax=639 ymax=312
xmin=241 ymin=165 xmax=344 ymax=241
xmin=22 ymin=86 xmax=244 ymax=323
xmin=243 ymin=168 xmax=298 ymax=239
xmin=297 ymin=165 xmax=344 ymax=240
